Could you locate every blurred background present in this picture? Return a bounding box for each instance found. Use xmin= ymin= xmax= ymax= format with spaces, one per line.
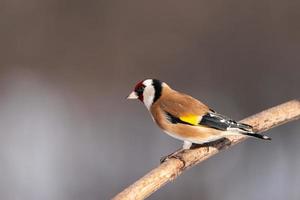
xmin=0 ymin=0 xmax=300 ymax=199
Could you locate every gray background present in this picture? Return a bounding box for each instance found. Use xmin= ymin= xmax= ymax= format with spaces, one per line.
xmin=1 ymin=0 xmax=300 ymax=199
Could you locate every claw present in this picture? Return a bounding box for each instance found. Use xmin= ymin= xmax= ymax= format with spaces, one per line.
xmin=160 ymin=150 xmax=186 ymax=168
xmin=160 ymin=155 xmax=168 ymax=163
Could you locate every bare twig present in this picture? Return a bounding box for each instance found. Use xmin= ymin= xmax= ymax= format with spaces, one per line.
xmin=113 ymin=100 xmax=300 ymax=200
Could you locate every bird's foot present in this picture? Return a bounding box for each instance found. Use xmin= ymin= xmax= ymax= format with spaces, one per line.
xmin=160 ymin=150 xmax=186 ymax=167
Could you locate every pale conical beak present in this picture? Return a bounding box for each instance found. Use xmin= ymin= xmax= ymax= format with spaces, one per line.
xmin=127 ymin=91 xmax=138 ymax=99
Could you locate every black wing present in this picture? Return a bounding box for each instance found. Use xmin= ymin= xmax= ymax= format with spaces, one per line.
xmin=199 ymin=112 xmax=253 ymax=132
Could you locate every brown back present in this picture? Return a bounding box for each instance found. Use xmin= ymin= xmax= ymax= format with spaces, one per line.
xmin=154 ymin=84 xmax=209 ymax=118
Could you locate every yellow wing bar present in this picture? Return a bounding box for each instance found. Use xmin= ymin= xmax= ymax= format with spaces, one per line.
xmin=179 ymin=115 xmax=201 ymax=126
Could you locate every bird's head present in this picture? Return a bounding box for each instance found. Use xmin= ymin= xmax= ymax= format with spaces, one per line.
xmin=127 ymin=79 xmax=163 ymax=109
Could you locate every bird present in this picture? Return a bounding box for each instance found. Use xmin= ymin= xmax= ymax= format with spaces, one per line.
xmin=127 ymin=79 xmax=271 ymax=161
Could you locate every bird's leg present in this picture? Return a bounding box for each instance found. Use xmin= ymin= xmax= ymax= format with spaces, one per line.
xmin=160 ymin=139 xmax=232 ymax=165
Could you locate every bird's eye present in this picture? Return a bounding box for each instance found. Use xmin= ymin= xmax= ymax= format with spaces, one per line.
xmin=135 ymin=85 xmax=145 ymax=95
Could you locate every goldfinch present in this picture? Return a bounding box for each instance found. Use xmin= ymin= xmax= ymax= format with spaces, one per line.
xmin=127 ymin=79 xmax=271 ymax=152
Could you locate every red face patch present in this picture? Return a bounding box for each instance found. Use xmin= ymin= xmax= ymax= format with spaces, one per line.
xmin=134 ymin=81 xmax=144 ymax=91
xmin=134 ymin=81 xmax=145 ymax=102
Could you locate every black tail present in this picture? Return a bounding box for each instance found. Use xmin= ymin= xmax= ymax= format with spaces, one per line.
xmin=237 ymin=122 xmax=271 ymax=140
xmin=243 ymin=132 xmax=271 ymax=140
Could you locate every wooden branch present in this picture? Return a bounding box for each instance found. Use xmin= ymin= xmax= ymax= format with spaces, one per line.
xmin=113 ymin=100 xmax=300 ymax=200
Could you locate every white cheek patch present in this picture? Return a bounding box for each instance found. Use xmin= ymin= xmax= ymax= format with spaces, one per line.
xmin=142 ymin=79 xmax=155 ymax=110
xmin=143 ymin=85 xmax=155 ymax=110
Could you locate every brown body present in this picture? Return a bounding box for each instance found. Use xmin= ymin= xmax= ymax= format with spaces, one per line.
xmin=128 ymin=79 xmax=270 ymax=147
xmin=150 ymin=83 xmax=224 ymax=144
